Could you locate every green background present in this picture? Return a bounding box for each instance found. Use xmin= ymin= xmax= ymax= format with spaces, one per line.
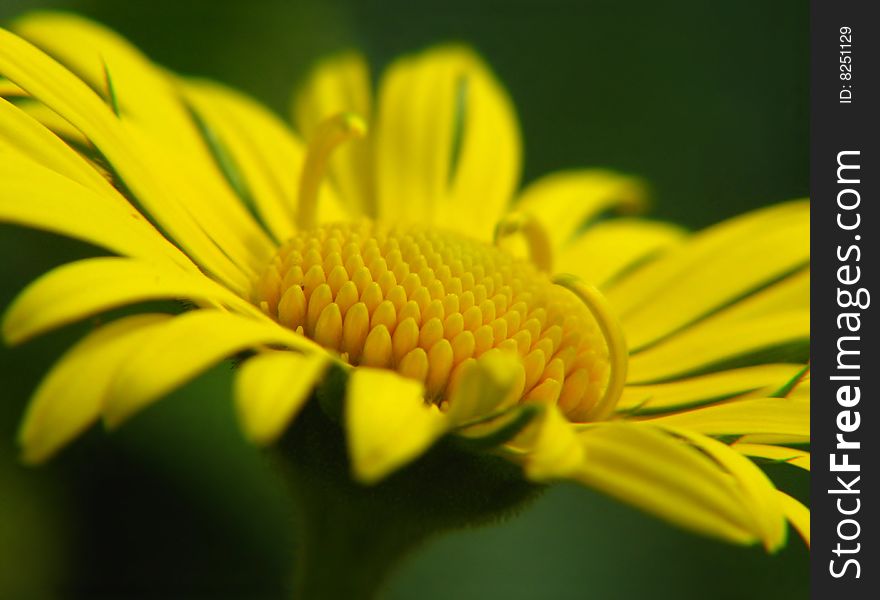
xmin=0 ymin=0 xmax=809 ymax=598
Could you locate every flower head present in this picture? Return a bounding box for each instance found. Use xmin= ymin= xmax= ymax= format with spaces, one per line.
xmin=1 ymin=12 xmax=808 ymax=553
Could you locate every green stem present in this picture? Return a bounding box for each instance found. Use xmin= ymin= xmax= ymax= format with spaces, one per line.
xmin=274 ymin=400 xmax=542 ymax=600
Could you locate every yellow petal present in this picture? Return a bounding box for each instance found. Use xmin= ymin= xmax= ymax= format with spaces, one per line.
xmin=606 ymin=200 xmax=807 ymax=343
xmin=665 ymin=428 xmax=788 ymax=550
xmin=9 ymin=98 xmax=89 ymax=145
xmin=375 ymin=45 xmax=520 ymax=240
xmin=557 ymin=218 xmax=686 ymax=286
xmin=235 ymin=350 xmax=328 ymax=444
xmin=713 ymin=268 xmax=810 ymax=322
xmin=507 ymin=405 xmax=585 ymax=480
xmin=0 ymin=96 xmax=110 ymax=193
xmin=454 ymin=404 xmax=540 ymax=449
xmin=618 ymin=202 xmax=808 ymax=350
xmin=733 ymin=443 xmax=810 ymax=471
xmin=445 ymin=350 xmax=523 ymax=426
xmin=3 ymin=257 xmax=259 ymax=345
xmin=0 ymin=155 xmax=191 ymax=268
xmin=293 ymin=51 xmax=374 ymax=216
xmin=12 ymin=13 xmax=276 ymax=270
xmin=18 ymin=314 xmax=171 ymax=464
xmin=627 ymin=310 xmax=808 ymax=383
xmin=640 ymin=395 xmax=808 ymax=438
xmin=738 ymin=434 xmax=810 ymax=446
xmin=182 ymin=78 xmax=348 ymax=238
xmin=0 ymin=26 xmax=253 ymax=293
xmin=0 ymin=75 xmax=24 ymax=95
xmin=618 ymin=363 xmax=804 ymax=414
xmin=572 ymin=423 xmax=759 ymax=545
xmin=103 ymin=311 xmax=319 ymax=427
xmin=777 ymin=491 xmax=810 ymax=547
xmin=345 ymin=367 xmax=447 ymax=484
xmin=514 ymin=170 xmax=647 ymax=253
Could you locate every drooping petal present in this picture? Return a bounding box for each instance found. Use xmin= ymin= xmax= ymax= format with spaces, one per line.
xmin=182 ymin=78 xmax=349 ymax=238
xmin=571 ymin=422 xmax=760 ymax=545
xmin=0 ymin=96 xmax=111 ymax=193
xmin=2 ymin=257 xmax=260 ymax=345
xmin=667 ymin=428 xmax=788 ymax=550
xmin=514 ymin=170 xmax=647 ymax=252
xmin=374 ymin=45 xmax=520 ymax=240
xmin=345 ymin=367 xmax=447 ymax=484
xmin=0 ymin=26 xmax=254 ymax=292
xmin=18 ymin=314 xmax=171 ymax=464
xmin=12 ymin=13 xmax=276 ymax=269
xmin=6 ymin=97 xmax=89 ymax=145
xmin=618 ymin=363 xmax=805 ymax=414
xmin=557 ymin=218 xmax=686 ymax=286
xmin=235 ymin=350 xmax=329 ymax=445
xmin=293 ymin=51 xmax=374 ymax=216
xmin=103 ymin=311 xmax=320 ymax=427
xmin=0 ymin=155 xmax=191 ymax=268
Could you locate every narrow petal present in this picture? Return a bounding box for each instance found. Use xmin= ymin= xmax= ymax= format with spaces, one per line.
xmin=293 ymin=51 xmax=374 ymax=216
xmin=618 ymin=364 xmax=805 ymax=414
xmin=557 ymin=218 xmax=686 ymax=286
xmin=103 ymin=311 xmax=319 ymax=427
xmin=665 ymin=428 xmax=788 ymax=550
xmin=714 ymin=268 xmax=810 ymax=322
xmin=375 ymin=45 xmax=520 ymax=240
xmin=738 ymin=433 xmax=810 ymax=446
xmin=18 ymin=314 xmax=171 ymax=464
xmin=235 ymin=350 xmax=329 ymax=444
xmin=0 ymin=155 xmax=192 ymax=268
xmin=7 ymin=98 xmax=89 ymax=145
xmin=182 ymin=79 xmax=348 ymax=238
xmin=607 ymin=200 xmax=807 ymax=322
xmin=0 ymin=96 xmax=110 ymax=193
xmin=570 ymin=422 xmax=759 ymax=544
xmin=346 ymin=368 xmax=447 ymax=484
xmin=12 ymin=13 xmax=276 ymax=267
xmin=616 ymin=202 xmax=808 ymax=351
xmin=3 ymin=257 xmax=259 ymax=345
xmin=641 ymin=396 xmax=809 ymax=438
xmin=733 ymin=443 xmax=810 ymax=471
xmin=777 ymin=491 xmax=810 ymax=547
xmin=627 ymin=310 xmax=808 ymax=383
xmin=0 ymin=26 xmax=253 ymax=292
xmin=0 ymin=76 xmax=24 ymax=95
xmin=514 ymin=169 xmax=647 ymax=252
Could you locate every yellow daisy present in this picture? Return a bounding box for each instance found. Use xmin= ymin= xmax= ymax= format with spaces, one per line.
xmin=1 ymin=9 xmax=808 ymax=569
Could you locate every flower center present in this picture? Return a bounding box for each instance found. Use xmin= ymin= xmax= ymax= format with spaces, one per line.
xmin=252 ymin=221 xmax=617 ymax=421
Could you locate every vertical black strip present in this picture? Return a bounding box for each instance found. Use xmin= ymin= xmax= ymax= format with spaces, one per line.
xmin=811 ymin=1 xmax=878 ymax=597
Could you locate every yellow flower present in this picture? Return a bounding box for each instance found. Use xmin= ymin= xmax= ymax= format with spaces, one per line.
xmin=0 ymin=12 xmax=808 ymax=552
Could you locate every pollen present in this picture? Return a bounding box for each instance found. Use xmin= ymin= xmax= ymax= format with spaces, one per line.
xmin=252 ymin=220 xmax=615 ymax=422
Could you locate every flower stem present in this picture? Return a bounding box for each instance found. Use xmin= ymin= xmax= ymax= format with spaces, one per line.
xmin=275 ymin=400 xmax=541 ymax=600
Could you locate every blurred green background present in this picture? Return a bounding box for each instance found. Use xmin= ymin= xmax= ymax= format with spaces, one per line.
xmin=0 ymin=0 xmax=808 ymax=598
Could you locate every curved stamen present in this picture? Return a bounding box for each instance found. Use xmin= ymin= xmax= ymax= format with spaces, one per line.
xmin=297 ymin=112 xmax=367 ymax=229
xmin=552 ymin=274 xmax=628 ymax=420
xmin=493 ymin=212 xmax=553 ymax=272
